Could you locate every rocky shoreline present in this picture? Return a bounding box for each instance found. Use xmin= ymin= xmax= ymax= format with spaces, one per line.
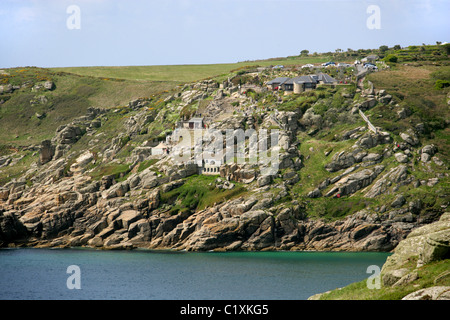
xmin=0 ymin=178 xmax=434 ymax=252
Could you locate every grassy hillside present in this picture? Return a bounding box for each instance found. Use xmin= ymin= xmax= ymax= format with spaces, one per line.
xmin=0 ymin=67 xmax=178 ymax=184
xmin=0 ymin=68 xmax=177 ymax=147
xmin=50 ymin=56 xmax=333 ymax=82
xmin=366 ymin=62 xmax=449 ymax=160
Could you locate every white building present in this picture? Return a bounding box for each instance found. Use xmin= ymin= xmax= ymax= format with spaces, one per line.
xmin=202 ymin=159 xmax=221 ymax=175
xmin=151 ymin=142 xmax=169 ymax=156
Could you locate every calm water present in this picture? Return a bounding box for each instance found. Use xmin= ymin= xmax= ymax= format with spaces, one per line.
xmin=0 ymin=248 xmax=390 ymax=300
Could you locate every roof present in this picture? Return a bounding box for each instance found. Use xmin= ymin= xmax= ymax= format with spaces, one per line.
xmin=188 ymin=117 xmax=204 ymax=123
xmin=284 ymin=76 xmax=305 ymax=85
xmin=269 ymin=73 xmax=337 ymax=86
xmin=292 ymin=75 xmax=318 ymax=84
xmin=317 ymin=73 xmax=337 ymax=84
xmin=154 ymin=142 xmax=168 ymax=149
xmin=267 ymin=77 xmax=290 ymax=85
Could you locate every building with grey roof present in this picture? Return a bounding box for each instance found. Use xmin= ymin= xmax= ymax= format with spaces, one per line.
xmin=267 ymin=73 xmax=337 ymax=93
xmin=316 ymin=73 xmax=338 ymax=84
xmin=292 ymin=75 xmax=319 ymax=93
xmin=266 ymin=77 xmax=290 ymax=90
xmin=361 ymin=55 xmax=379 ymax=63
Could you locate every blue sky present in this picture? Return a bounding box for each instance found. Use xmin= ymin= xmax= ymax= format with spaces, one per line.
xmin=1 ymin=0 xmax=449 ymax=68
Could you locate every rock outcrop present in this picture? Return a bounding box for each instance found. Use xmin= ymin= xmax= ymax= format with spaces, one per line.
xmin=0 ymin=167 xmax=426 ymax=253
xmin=39 ymin=140 xmax=55 ymax=165
xmin=380 ymin=212 xmax=450 ymax=298
xmin=364 ymin=165 xmax=409 ymax=198
xmin=402 ymin=286 xmax=450 ymax=300
xmin=333 ymin=165 xmax=384 ymax=197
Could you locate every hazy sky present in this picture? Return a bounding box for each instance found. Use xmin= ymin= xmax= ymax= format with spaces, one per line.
xmin=1 ymin=0 xmax=449 ymax=68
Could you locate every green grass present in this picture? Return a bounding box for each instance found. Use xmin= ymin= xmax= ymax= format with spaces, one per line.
xmin=0 ymin=67 xmax=53 ymax=86
xmin=278 ymin=94 xmax=319 ymax=113
xmin=302 ymin=196 xmax=376 ymax=221
xmin=50 ymin=71 xmax=178 ymax=108
xmin=401 ymin=181 xmax=450 ymax=215
xmin=293 ymin=128 xmax=358 ymax=194
xmin=0 ymin=151 xmax=38 ymax=185
xmin=137 ymin=159 xmax=160 ymax=173
xmin=160 ymin=175 xmax=247 ymax=214
xmin=318 ymin=259 xmax=450 ymax=300
xmin=49 ymin=56 xmax=332 ymax=83
xmin=431 ymin=128 xmax=450 ymax=161
xmin=88 ymin=163 xmax=131 ymax=181
xmin=367 ymin=64 xmax=449 ymax=135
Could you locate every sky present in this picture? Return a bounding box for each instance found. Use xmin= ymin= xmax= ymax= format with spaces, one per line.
xmin=0 ymin=0 xmax=449 ymax=68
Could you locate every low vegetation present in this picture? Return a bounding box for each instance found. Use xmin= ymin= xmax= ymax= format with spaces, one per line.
xmin=160 ymin=175 xmax=247 ymax=214
xmin=319 ymin=259 xmax=450 ymax=300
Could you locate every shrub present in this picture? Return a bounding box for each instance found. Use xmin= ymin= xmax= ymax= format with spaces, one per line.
xmin=120 ymin=135 xmax=131 ymax=147
xmin=434 ymin=80 xmax=450 ymax=90
xmin=384 ymin=54 xmax=398 ymax=63
xmin=442 ymin=43 xmax=450 ymax=55
xmin=313 ymin=103 xmax=328 ymax=116
xmin=431 ymin=68 xmax=450 ymax=81
xmin=379 ymin=45 xmax=389 ymax=53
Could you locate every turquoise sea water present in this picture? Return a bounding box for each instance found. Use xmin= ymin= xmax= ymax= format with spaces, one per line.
xmin=0 ymin=248 xmax=390 ymax=300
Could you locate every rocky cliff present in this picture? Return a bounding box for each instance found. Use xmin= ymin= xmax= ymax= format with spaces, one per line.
xmin=0 ymin=63 xmax=448 ymax=253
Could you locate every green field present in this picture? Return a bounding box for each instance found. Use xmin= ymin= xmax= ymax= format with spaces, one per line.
xmin=50 ymin=56 xmax=333 ymax=82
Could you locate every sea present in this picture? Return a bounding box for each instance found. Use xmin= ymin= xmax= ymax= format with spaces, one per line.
xmin=0 ymin=248 xmax=390 ymax=300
